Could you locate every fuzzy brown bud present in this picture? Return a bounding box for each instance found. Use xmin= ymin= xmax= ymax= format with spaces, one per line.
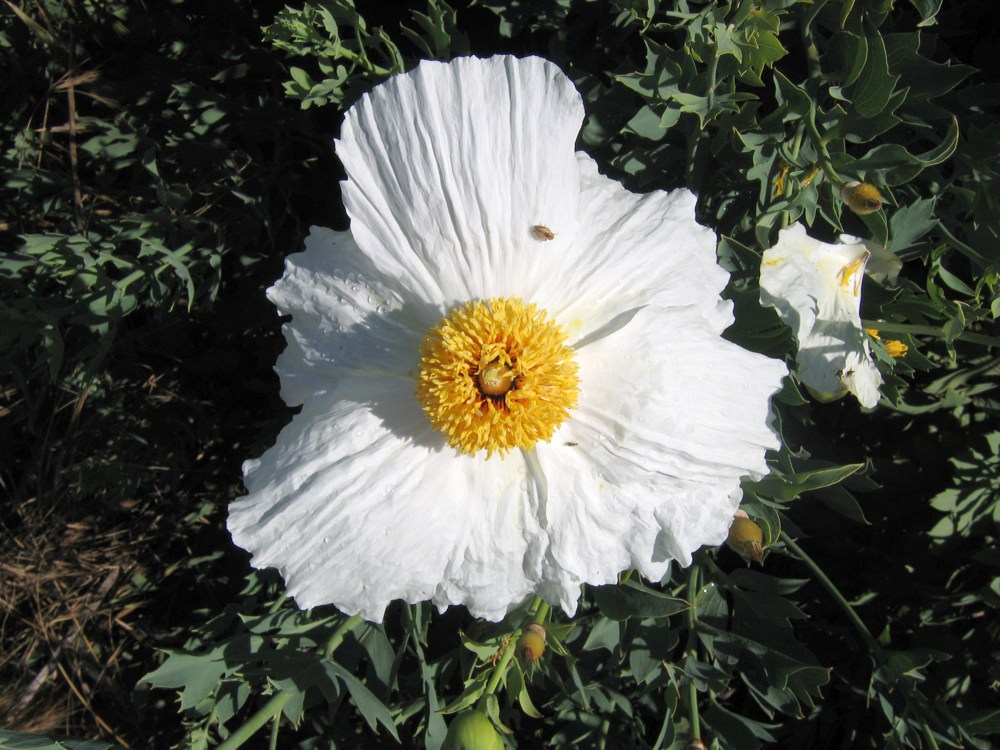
xmin=726 ymin=517 xmax=764 ymax=564
xmin=840 ymin=181 xmax=884 ymax=215
xmin=516 ymin=623 xmax=547 ymax=663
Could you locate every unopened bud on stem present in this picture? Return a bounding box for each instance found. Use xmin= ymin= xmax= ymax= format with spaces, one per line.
xmin=840 ymin=181 xmax=884 ymax=215
xmin=443 ymin=710 xmax=504 ymax=750
xmin=516 ymin=623 xmax=547 ymax=663
xmin=726 ymin=516 xmax=765 ymax=564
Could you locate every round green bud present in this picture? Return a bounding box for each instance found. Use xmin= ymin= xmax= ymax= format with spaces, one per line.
xmin=442 ymin=710 xmax=504 ymax=750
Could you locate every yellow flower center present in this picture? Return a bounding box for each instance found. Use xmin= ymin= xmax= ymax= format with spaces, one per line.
xmin=415 ymin=297 xmax=579 ymax=457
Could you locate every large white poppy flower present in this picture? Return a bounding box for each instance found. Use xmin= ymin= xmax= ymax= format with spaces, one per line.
xmin=228 ymin=55 xmax=786 ymax=622
xmin=759 ymin=223 xmax=882 ymax=408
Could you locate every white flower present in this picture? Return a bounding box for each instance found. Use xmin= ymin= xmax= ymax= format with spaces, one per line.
xmin=759 ymin=223 xmax=882 ymax=408
xmin=228 ymin=56 xmax=786 ymax=622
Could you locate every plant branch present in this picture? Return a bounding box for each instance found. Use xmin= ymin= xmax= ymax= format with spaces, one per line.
xmin=323 ymin=613 xmax=363 ymax=659
xmin=780 ymin=532 xmax=881 ymax=654
xmin=863 ymin=320 xmax=999 ymax=348
xmin=685 ymin=564 xmax=702 ymax=742
xmin=216 ymin=692 xmax=292 ymax=750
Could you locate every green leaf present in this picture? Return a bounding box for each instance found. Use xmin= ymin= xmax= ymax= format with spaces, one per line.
xmin=846 ymin=32 xmax=899 ymax=118
xmin=0 ymin=732 xmax=121 ymax=750
xmin=906 ymin=0 xmax=943 ymax=26
xmin=510 ymin=663 xmax=543 ymax=719
xmin=704 ymin=701 xmax=779 ymax=749
xmin=141 ymin=636 xmax=262 ymax=710
xmin=591 ymin=579 xmax=689 ymax=620
xmin=827 ymin=31 xmax=868 ymax=87
xmin=582 ymin=616 xmax=621 ymax=653
xmin=624 ymin=105 xmax=669 ymax=142
xmin=814 ymin=485 xmax=870 ymax=524
xmin=852 ymin=117 xmax=960 ymax=185
xmin=438 ymin=672 xmax=489 ymax=714
xmin=949 ymin=706 xmax=1000 ymax=736
xmin=755 ymin=463 xmax=865 ymax=502
xmin=324 ymin=662 xmax=400 ymax=739
xmin=886 ymin=197 xmax=938 ymax=255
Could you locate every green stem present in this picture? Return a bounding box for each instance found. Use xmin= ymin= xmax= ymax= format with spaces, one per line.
xmin=921 ymin=720 xmax=941 ymax=750
xmin=323 ymin=613 xmax=363 ymax=660
xmin=685 ymin=565 xmax=702 ymax=742
xmin=267 ymin=593 xmax=288 ymax=614
xmin=862 ymin=320 xmax=1000 ymax=348
xmin=216 ymin=692 xmax=292 ymax=750
xmin=480 ymin=596 xmax=546 ymax=701
xmin=780 ymin=532 xmax=881 ymax=654
xmin=789 ymin=122 xmax=805 ymax=162
xmin=217 ymin=613 xmax=363 ymax=749
xmin=529 ymin=599 xmax=551 ymax=626
xmin=481 ymin=631 xmax=517 ymax=698
xmin=651 ymin=703 xmax=671 ymax=750
xmin=705 ymin=46 xmax=718 ymax=118
xmin=268 ymin=707 xmax=280 ymax=750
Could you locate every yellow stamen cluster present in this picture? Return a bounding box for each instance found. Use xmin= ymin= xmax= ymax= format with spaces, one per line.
xmin=839 ymin=252 xmax=870 ymax=296
xmin=884 ymin=339 xmax=908 ymax=358
xmin=866 ymin=328 xmax=908 ymax=358
xmin=416 ymin=297 xmax=579 ymax=457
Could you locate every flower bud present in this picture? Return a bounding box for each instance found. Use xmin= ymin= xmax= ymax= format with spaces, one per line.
xmin=443 ymin=710 xmax=504 ymax=750
xmin=686 ymin=741 xmax=707 ymax=750
xmin=516 ymin=623 xmax=547 ymax=663
xmin=840 ymin=181 xmax=884 ymax=215
xmin=726 ymin=516 xmax=764 ymax=563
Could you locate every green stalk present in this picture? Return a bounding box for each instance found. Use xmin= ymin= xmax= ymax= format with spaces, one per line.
xmin=479 ymin=596 xmax=548 ymax=703
xmin=685 ymin=564 xmax=702 ymax=742
xmin=598 ymin=717 xmax=610 ymax=750
xmin=480 ymin=627 xmax=518 ymax=700
xmin=218 ymin=614 xmax=363 ymax=749
xmin=780 ymin=532 xmax=881 ymax=654
xmin=529 ymin=599 xmax=550 ymax=626
xmin=862 ymin=320 xmax=1000 ymax=348
xmin=216 ymin=692 xmax=292 ymax=750
xmin=268 ymin=707 xmax=281 ymax=750
xmin=783 ymin=534 xmax=952 ymax=744
xmin=323 ymin=613 xmax=363 ymax=659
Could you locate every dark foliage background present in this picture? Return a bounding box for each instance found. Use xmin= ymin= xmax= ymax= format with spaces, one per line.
xmin=1 ymin=1 xmax=998 ymax=749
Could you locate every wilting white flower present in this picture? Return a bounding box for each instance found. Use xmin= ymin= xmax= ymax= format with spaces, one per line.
xmin=865 ymin=241 xmax=902 ymax=285
xmin=759 ymin=223 xmax=882 ymax=408
xmin=228 ymin=56 xmax=786 ymax=622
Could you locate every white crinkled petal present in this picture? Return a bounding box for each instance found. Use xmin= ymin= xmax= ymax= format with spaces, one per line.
xmin=541 ymin=156 xmax=733 ymax=344
xmin=760 ymin=223 xmax=883 ymax=408
xmin=533 ymin=305 xmax=785 ymax=588
xmin=337 ymin=55 xmax=584 ymax=308
xmin=230 ymin=390 xmax=555 ymax=622
xmin=265 ymin=226 xmax=435 ymax=406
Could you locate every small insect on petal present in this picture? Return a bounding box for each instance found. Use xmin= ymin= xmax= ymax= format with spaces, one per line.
xmin=531 ymin=224 xmax=556 ymax=241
